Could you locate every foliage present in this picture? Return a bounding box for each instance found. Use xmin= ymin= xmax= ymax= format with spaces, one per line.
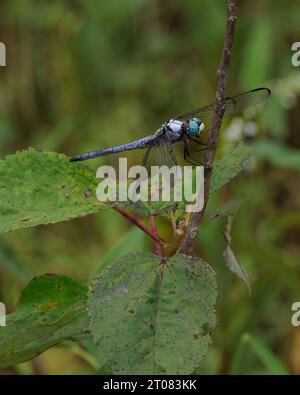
xmin=0 ymin=141 xmax=248 ymax=372
xmin=0 ymin=274 xmax=88 ymax=367
xmin=0 ymin=0 xmax=299 ymax=375
xmin=89 ymin=253 xmax=217 ymax=374
xmin=0 ymin=150 xmax=107 ymax=234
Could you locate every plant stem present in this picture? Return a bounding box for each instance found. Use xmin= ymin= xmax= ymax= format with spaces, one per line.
xmin=149 ymin=214 xmax=165 ymax=261
xmin=113 ymin=206 xmax=164 ymax=246
xmin=180 ymin=0 xmax=238 ymax=254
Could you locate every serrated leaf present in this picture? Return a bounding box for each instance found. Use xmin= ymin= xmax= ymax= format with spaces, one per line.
xmin=0 ymin=274 xmax=89 ymax=368
xmin=112 ymin=197 xmax=184 ymax=218
xmin=0 ymin=149 xmax=107 ymax=234
xmin=210 ymin=142 xmax=253 ymax=194
xmin=110 ymin=190 xmax=180 ymax=218
xmin=89 ymin=252 xmax=217 ymax=375
xmin=109 ymin=167 xmax=204 ymax=217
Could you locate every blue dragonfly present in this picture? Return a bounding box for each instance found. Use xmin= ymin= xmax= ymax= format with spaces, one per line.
xmin=70 ymin=87 xmax=271 ymax=166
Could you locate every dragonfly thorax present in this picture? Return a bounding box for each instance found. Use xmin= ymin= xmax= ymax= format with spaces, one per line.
xmin=165 ymin=119 xmax=184 ymax=141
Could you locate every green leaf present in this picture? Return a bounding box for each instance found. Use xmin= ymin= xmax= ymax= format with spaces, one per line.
xmin=0 ymin=274 xmax=89 ymax=368
xmin=210 ymin=142 xmax=253 ymax=194
xmin=76 ymin=143 xmax=251 ymax=219
xmin=230 ymin=333 xmax=289 ymax=375
xmin=111 ymin=170 xmax=199 ymax=217
xmin=252 ymin=140 xmax=300 ymax=171
xmin=205 ymin=198 xmax=246 ymax=221
xmin=0 ymin=149 xmax=107 ymax=234
xmin=89 ymin=252 xmax=217 ymax=375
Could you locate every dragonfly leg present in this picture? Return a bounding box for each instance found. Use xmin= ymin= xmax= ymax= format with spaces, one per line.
xmin=183 ymin=139 xmax=203 ymax=166
xmin=188 ymin=137 xmax=208 ymax=146
xmin=191 ymin=145 xmax=207 ymax=153
xmin=189 ymin=137 xmax=217 ymax=153
xmin=185 ymin=135 xmax=208 ymax=153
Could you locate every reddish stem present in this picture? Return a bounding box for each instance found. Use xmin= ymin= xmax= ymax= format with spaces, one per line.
xmin=113 ymin=206 xmax=164 ymax=246
xmin=149 ymin=215 xmax=165 ymax=261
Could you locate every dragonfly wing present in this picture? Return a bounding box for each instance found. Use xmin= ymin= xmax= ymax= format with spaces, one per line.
xmin=142 ymin=130 xmax=163 ymax=167
xmin=142 ymin=130 xmax=178 ymax=168
xmin=155 ymin=135 xmax=178 ymax=167
xmin=142 ymin=139 xmax=155 ymax=167
xmin=175 ymin=87 xmax=271 ymax=128
xmin=223 ymin=87 xmax=271 ymax=116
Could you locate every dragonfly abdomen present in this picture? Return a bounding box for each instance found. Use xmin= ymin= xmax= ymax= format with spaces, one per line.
xmin=70 ymin=134 xmax=156 ymax=162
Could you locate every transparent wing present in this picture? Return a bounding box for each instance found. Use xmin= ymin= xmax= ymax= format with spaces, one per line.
xmin=142 ymin=133 xmax=178 ymax=168
xmin=158 ymin=136 xmax=178 ymax=167
xmin=175 ymin=87 xmax=271 ymax=128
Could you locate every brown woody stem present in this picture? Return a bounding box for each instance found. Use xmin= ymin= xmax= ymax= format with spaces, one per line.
xmin=180 ymin=0 xmax=238 ymax=254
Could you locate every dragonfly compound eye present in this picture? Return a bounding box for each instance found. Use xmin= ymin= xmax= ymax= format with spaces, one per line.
xmin=188 ymin=117 xmax=204 ymax=137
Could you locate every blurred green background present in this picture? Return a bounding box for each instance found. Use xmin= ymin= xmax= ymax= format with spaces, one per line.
xmin=1 ymin=0 xmax=300 ymax=374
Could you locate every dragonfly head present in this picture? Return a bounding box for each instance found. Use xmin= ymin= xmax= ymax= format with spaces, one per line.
xmin=187 ymin=117 xmax=205 ymax=137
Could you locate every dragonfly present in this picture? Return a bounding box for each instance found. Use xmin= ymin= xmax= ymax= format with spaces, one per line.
xmin=70 ymin=87 xmax=271 ymax=166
